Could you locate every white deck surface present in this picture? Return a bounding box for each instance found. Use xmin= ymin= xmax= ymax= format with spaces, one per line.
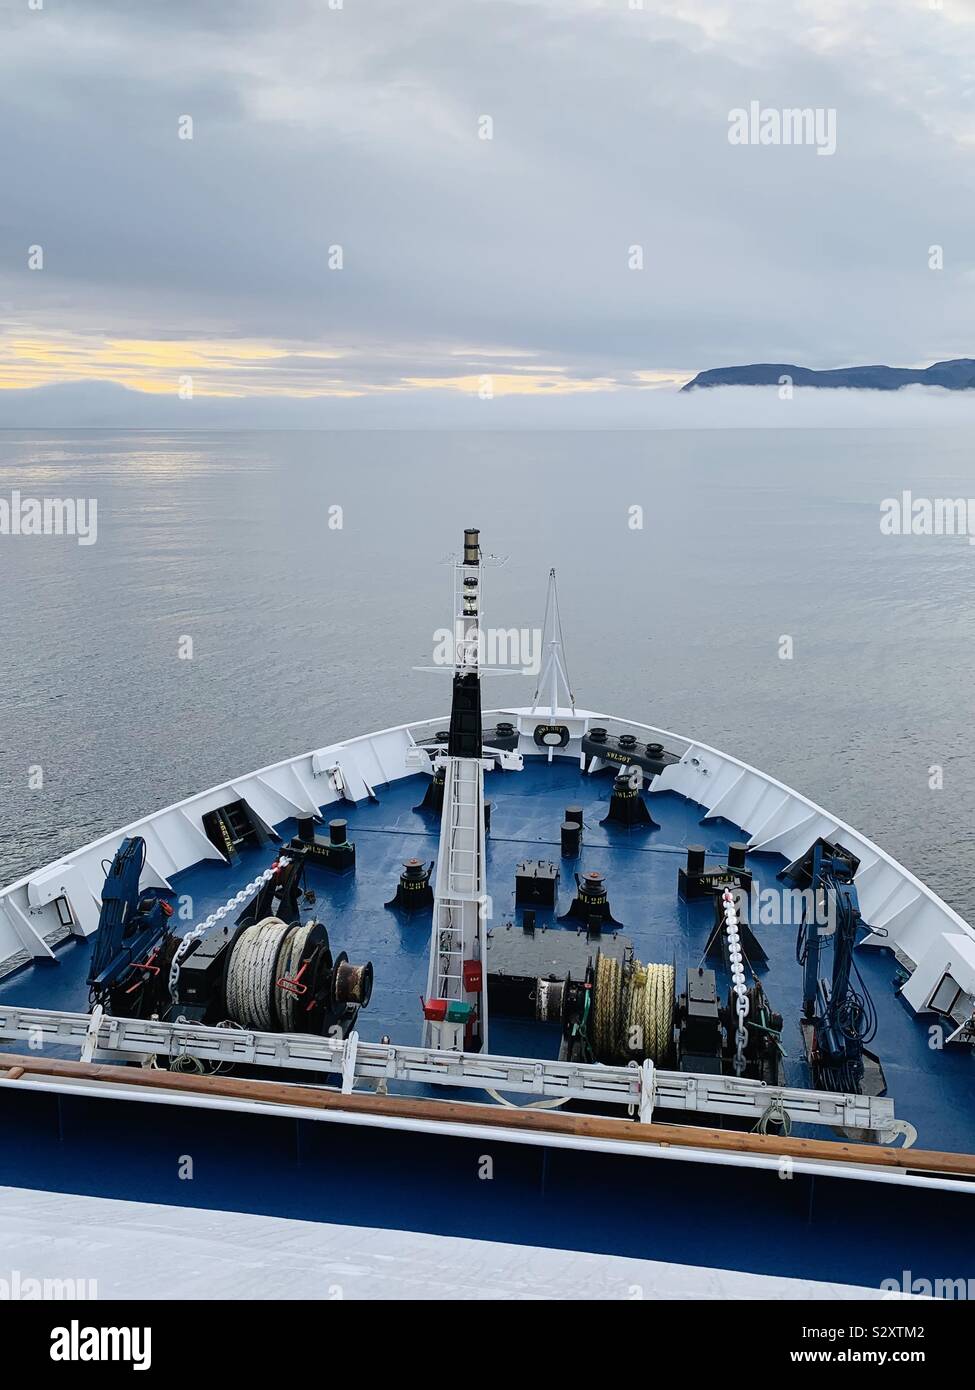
xmin=0 ymin=1185 xmax=885 ymax=1300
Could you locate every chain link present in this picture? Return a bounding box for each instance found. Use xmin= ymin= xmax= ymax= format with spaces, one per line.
xmin=721 ymin=887 xmax=750 ymax=1075
xmin=167 ymin=857 xmax=290 ymax=1006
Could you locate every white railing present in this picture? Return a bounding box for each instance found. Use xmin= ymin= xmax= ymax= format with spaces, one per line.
xmin=0 ymin=1003 xmax=907 ymax=1143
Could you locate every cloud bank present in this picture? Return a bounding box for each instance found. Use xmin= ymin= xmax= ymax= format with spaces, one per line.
xmin=4 ymin=380 xmax=975 ymax=431
xmin=2 ymin=0 xmax=974 ymax=421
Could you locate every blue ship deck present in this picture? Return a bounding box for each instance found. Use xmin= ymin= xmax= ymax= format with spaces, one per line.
xmin=2 ymin=755 xmax=973 ymax=1156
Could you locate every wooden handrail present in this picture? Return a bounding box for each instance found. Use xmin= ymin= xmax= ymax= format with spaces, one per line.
xmin=2 ymin=1050 xmax=973 ymax=1178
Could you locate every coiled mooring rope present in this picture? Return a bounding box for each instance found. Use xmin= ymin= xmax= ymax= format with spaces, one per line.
xmin=274 ymin=921 xmax=316 ymax=1033
xmin=754 ymin=1097 xmax=792 ymax=1136
xmin=223 ymin=916 xmax=292 ymax=1031
xmin=627 ymin=960 xmax=675 ymax=1065
xmin=592 ymin=954 xmax=674 ymax=1065
xmin=592 ymin=954 xmax=621 ymax=1061
xmin=168 ymin=858 xmax=289 ymax=1006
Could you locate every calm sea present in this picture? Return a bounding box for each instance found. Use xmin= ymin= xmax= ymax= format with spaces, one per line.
xmin=1 ymin=428 xmax=973 ymax=922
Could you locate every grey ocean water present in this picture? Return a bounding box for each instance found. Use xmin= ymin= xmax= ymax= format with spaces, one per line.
xmin=1 ymin=428 xmax=974 ymax=926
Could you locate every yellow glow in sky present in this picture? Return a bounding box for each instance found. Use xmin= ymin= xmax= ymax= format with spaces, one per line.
xmin=0 ymin=330 xmax=685 ymax=399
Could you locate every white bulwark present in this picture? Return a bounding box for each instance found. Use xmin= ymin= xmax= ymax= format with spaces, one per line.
xmin=0 ymin=707 xmax=973 ymax=1094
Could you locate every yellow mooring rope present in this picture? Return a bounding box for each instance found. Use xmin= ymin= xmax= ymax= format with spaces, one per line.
xmin=592 ymin=953 xmax=620 ymax=1061
xmin=594 ymin=955 xmax=674 ymax=1065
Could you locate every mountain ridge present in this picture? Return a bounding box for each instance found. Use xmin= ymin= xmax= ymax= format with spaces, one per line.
xmin=681 ymin=359 xmax=975 ymax=391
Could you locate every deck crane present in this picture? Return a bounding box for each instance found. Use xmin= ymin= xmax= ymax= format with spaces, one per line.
xmin=421 ymin=528 xmax=503 ymax=1051
xmin=86 ymin=837 xmax=177 ymax=1015
xmin=779 ymin=837 xmax=885 ymax=1095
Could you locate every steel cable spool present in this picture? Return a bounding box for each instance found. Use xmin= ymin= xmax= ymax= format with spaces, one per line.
xmin=536 ymin=977 xmax=566 ymax=1024
xmin=224 ymin=916 xmax=292 ymax=1030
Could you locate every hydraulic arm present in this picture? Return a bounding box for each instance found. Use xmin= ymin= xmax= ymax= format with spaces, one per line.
xmin=779 ymin=838 xmax=883 ymax=1094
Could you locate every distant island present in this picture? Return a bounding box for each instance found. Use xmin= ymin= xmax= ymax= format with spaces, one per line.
xmin=681 ymin=358 xmax=975 ymax=392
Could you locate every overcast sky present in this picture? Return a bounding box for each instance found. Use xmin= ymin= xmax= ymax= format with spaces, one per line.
xmin=3 ymin=0 xmax=975 ymax=422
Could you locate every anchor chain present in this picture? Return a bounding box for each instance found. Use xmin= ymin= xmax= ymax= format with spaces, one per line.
xmin=168 ymin=857 xmax=290 ymax=1006
xmin=721 ymin=887 xmax=750 ymax=1075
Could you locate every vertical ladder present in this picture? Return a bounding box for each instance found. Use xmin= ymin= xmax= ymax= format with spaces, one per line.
xmin=423 ymin=527 xmax=489 ymax=1051
xmin=423 ymin=756 xmax=488 ymax=1050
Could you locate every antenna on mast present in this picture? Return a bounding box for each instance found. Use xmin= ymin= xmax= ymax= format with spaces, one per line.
xmin=412 ymin=535 xmax=516 ymax=678
xmin=447 ymin=527 xmax=484 ymax=759
xmin=531 ymin=568 xmax=576 ymax=719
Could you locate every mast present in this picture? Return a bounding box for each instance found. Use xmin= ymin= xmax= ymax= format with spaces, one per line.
xmin=447 ymin=528 xmax=483 ymax=759
xmin=530 ymin=568 xmax=575 ymax=719
xmin=423 ymin=528 xmax=489 ymax=1052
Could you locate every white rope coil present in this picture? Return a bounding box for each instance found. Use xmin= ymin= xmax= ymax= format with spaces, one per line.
xmin=223 ymin=916 xmax=292 ymax=1031
xmin=274 ymin=921 xmax=316 ymax=1033
xmin=168 ymin=858 xmax=289 ymax=1006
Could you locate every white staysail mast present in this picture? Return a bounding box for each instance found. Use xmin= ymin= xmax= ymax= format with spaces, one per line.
xmin=531 ymin=567 xmax=576 ymax=720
